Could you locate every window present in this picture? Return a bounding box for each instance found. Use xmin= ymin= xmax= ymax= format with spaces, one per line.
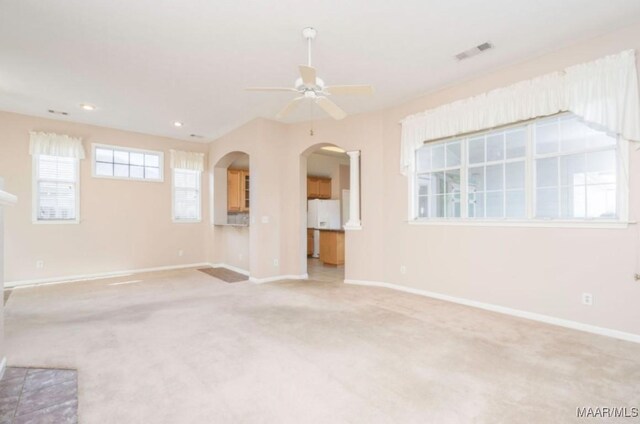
xmin=33 ymin=154 xmax=79 ymax=222
xmin=92 ymin=144 xmax=163 ymax=181
xmin=173 ymin=169 xmax=201 ymax=222
xmin=413 ymin=113 xmax=625 ymax=224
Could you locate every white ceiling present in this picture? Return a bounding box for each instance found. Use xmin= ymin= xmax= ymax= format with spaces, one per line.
xmin=1 ymin=1 xmax=640 ymax=143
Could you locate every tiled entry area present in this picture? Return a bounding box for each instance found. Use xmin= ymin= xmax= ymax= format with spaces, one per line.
xmin=307 ymin=258 xmax=344 ymax=282
xmin=0 ymin=367 xmax=77 ymax=423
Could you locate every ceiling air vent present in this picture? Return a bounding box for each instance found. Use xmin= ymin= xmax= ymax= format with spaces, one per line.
xmin=455 ymin=42 xmax=493 ymax=61
xmin=48 ymin=109 xmax=69 ymax=116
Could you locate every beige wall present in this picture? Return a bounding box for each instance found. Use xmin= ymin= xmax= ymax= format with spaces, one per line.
xmin=209 ymin=22 xmax=640 ymax=336
xmin=0 ymin=112 xmax=210 ymax=284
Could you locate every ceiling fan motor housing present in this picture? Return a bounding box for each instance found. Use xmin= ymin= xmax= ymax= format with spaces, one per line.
xmin=295 ymin=77 xmax=325 ymax=93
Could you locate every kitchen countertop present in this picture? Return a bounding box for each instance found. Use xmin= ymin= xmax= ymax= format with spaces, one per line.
xmin=316 ymin=228 xmax=345 ymax=233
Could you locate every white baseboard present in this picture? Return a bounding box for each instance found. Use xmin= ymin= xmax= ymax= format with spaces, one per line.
xmin=0 ymin=357 xmax=6 ymax=380
xmin=344 ymin=279 xmax=640 ymax=344
xmin=250 ymin=274 xmax=309 ymax=284
xmin=208 ymin=263 xmax=250 ymax=276
xmin=6 ymin=262 xmax=210 ymax=289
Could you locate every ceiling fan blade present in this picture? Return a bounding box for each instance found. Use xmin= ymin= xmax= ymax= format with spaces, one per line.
xmin=299 ymin=65 xmax=317 ymax=85
xmin=276 ymin=97 xmax=305 ymax=120
xmin=245 ymin=87 xmax=298 ymax=92
xmin=325 ymin=85 xmax=374 ymax=96
xmin=315 ymin=96 xmax=347 ymax=120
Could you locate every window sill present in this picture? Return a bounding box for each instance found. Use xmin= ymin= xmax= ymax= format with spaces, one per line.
xmin=407 ymin=219 xmax=632 ymax=229
xmin=92 ymin=174 xmax=164 ymax=183
xmin=173 ymin=219 xmax=202 ymax=224
xmin=33 ymin=219 xmax=80 ymax=225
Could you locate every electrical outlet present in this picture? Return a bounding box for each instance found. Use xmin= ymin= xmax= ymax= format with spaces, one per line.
xmin=178 ymin=249 xmax=184 ymax=257
xmin=582 ymin=293 xmax=593 ymax=306
xmin=400 ymin=265 xmax=407 ymax=275
xmin=273 ymin=259 xmax=279 ymax=267
xmin=36 ymin=260 xmax=44 ymax=269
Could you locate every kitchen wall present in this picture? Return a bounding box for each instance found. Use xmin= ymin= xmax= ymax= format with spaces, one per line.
xmin=0 ymin=111 xmax=210 ymax=284
xmin=307 ymin=152 xmax=350 ymax=200
xmin=210 ymin=22 xmax=640 ymax=337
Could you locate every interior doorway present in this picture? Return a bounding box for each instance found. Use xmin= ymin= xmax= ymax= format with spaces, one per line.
xmin=302 ymin=145 xmax=349 ymax=282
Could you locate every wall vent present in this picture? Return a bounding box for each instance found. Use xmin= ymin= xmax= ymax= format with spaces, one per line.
xmin=455 ymin=42 xmax=493 ymax=61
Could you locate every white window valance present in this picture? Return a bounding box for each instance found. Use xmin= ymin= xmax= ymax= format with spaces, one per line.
xmin=170 ymin=149 xmax=204 ymax=172
xmin=29 ymin=132 xmax=85 ymax=159
xmin=400 ymin=49 xmax=640 ymax=175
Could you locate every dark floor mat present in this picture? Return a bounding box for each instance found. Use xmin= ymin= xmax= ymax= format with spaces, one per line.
xmin=198 ymin=267 xmax=248 ymax=283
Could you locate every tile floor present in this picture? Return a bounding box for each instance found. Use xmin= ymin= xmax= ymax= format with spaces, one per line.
xmin=0 ymin=367 xmax=77 ymax=423
xmin=307 ymin=257 xmax=344 ymax=282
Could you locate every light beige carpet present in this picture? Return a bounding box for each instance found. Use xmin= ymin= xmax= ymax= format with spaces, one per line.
xmin=4 ymin=268 xmax=640 ymax=423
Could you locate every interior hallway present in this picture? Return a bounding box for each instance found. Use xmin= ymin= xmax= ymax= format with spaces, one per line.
xmin=4 ymin=268 xmax=640 ymax=423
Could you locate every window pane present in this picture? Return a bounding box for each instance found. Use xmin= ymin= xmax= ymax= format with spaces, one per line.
xmin=445 ymin=193 xmax=460 ymax=218
xmin=486 ymin=191 xmax=503 ymax=218
xmin=506 ymin=190 xmax=525 ymax=218
xmin=445 ymin=170 xmax=460 ymax=194
xmin=586 ymin=150 xmax=616 ymax=184
xmin=468 ymin=191 xmax=484 ymax=218
xmin=561 ymin=186 xmax=586 ymax=218
xmin=486 ymin=134 xmax=504 ymax=162
xmin=536 ymin=157 xmax=558 ymax=188
xmin=486 ymin=164 xmax=503 ymax=191
xmin=468 ymin=166 xmax=484 ymax=192
xmin=431 ymin=195 xmax=445 ymax=217
xmin=95 ymin=148 xmax=113 ymax=163
xmin=416 ymin=147 xmax=431 ymax=173
xmin=560 ymin=154 xmax=585 ymax=186
xmin=586 ymin=126 xmax=616 ymax=149
xmin=468 ymin=137 xmax=484 ymax=164
xmin=432 ymin=144 xmax=445 ymax=169
xmin=417 ymin=196 xmax=429 ymax=218
xmin=536 ymin=187 xmax=559 ymax=218
xmin=536 ymin=121 xmax=559 ymax=154
xmin=95 ymin=162 xmax=113 ymax=176
xmin=130 ymin=152 xmax=144 ymax=166
xmin=38 ymin=155 xmax=75 ymax=181
xmin=114 ymin=150 xmax=129 ymax=164
xmin=506 ymin=128 xmax=526 ymax=158
xmin=586 ymin=184 xmax=616 ymax=218
xmin=446 ymin=142 xmax=461 ymax=167
xmin=145 ymin=167 xmax=160 ymax=180
xmin=114 ymin=164 xmax=129 ymax=177
xmin=38 ymin=181 xmax=75 ymax=220
xmin=505 ymin=161 xmax=524 ymax=190
xmin=130 ymin=165 xmax=144 ymax=179
xmin=145 ymin=154 xmax=160 ymax=167
xmin=417 ymin=174 xmax=430 ymax=196
xmin=560 ymin=116 xmax=585 ymax=152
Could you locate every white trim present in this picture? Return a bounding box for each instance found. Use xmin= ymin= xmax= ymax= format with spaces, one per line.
xmin=208 ymin=263 xmax=250 ymax=276
xmin=0 ymin=357 xmax=6 ymax=381
xmin=5 ymin=262 xmax=210 ymax=288
xmin=91 ymin=143 xmax=165 ymax=182
xmin=343 ymin=224 xmax=362 ymax=231
xmin=249 ymin=274 xmax=309 ymax=284
xmin=0 ymin=190 xmax=17 ymax=207
xmin=32 ymin=154 xmax=80 ymax=224
xmin=407 ymin=219 xmax=632 ymax=229
xmin=344 ymin=279 xmax=640 ymax=344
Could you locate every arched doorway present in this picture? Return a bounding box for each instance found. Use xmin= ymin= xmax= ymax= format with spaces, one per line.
xmin=299 ymin=143 xmax=353 ymax=281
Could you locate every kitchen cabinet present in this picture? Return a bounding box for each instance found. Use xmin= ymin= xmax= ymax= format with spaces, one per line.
xmin=319 ymin=230 xmax=344 ymax=266
xmin=307 ymin=229 xmax=314 ymax=256
xmin=307 ymin=177 xmax=331 ymax=199
xmin=228 ymin=169 xmax=250 ymax=213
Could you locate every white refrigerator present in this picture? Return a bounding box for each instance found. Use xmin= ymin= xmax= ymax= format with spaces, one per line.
xmin=307 ymin=199 xmax=341 ymax=258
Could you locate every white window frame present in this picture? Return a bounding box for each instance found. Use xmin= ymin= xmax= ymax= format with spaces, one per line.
xmin=32 ymin=154 xmax=80 ymax=224
xmin=408 ymin=113 xmax=629 ymax=229
xmin=172 ymin=168 xmax=202 ymax=223
xmin=91 ymin=143 xmax=164 ymax=182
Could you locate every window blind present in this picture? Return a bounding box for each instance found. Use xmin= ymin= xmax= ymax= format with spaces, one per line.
xmin=173 ymin=169 xmax=201 ymax=221
xmin=36 ymin=155 xmax=77 ymax=220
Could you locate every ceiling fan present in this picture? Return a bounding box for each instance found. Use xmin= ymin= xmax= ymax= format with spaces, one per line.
xmin=245 ymin=27 xmax=374 ymax=121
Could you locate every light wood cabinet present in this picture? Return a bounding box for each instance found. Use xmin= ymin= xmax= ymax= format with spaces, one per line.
xmin=307 ymin=177 xmax=331 ymax=199
xmin=319 ymin=230 xmax=345 ymax=266
xmin=307 ymin=229 xmax=314 ymax=256
xmin=228 ymin=169 xmax=250 ymax=213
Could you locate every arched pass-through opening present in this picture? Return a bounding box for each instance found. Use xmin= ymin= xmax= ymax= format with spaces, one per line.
xmin=299 ymin=143 xmax=353 ymax=281
xmin=212 ymin=151 xmax=251 ymax=275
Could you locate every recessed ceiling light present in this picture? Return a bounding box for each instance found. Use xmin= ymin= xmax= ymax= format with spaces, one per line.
xmin=48 ymin=109 xmax=69 ymax=116
xmin=80 ymin=103 xmax=96 ymax=111
xmin=321 ymin=146 xmax=345 ymax=153
xmin=174 ymin=121 xmax=184 ymax=127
